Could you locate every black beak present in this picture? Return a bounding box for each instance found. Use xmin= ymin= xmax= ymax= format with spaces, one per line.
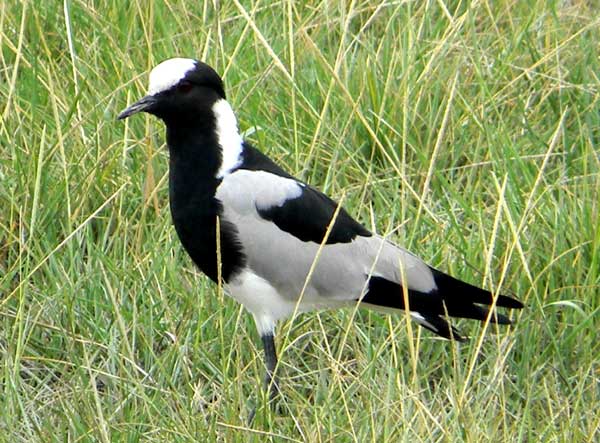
xmin=117 ymin=95 xmax=158 ymax=120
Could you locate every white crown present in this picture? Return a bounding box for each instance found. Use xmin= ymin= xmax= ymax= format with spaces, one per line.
xmin=148 ymin=58 xmax=197 ymax=95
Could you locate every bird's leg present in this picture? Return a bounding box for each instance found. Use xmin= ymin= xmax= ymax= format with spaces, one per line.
xmin=261 ymin=332 xmax=280 ymax=403
xmin=248 ymin=332 xmax=280 ymax=424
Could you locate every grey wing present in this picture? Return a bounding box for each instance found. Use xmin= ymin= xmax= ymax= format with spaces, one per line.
xmin=215 ymin=169 xmax=436 ymax=306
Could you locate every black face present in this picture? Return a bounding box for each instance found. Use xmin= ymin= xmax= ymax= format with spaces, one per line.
xmin=118 ymin=60 xmax=226 ymax=126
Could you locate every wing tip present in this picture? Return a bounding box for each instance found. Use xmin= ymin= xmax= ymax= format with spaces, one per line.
xmin=497 ymin=294 xmax=525 ymax=310
xmin=412 ymin=312 xmax=468 ymax=342
xmin=431 ymin=268 xmax=525 ymax=311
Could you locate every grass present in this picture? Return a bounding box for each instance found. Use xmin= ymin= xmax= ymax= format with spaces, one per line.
xmin=1 ymin=0 xmax=599 ymax=441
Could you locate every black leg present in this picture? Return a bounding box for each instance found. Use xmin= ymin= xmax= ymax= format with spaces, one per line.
xmin=261 ymin=332 xmax=280 ymax=403
xmin=248 ymin=332 xmax=280 ymax=424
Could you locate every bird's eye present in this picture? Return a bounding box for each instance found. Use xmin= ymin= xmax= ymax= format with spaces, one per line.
xmin=177 ymin=81 xmax=193 ymax=94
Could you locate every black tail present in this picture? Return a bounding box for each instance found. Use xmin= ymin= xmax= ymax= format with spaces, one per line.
xmin=361 ymin=269 xmax=524 ymax=341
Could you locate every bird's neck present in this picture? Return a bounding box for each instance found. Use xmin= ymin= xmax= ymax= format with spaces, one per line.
xmin=166 ymin=98 xmax=244 ymax=183
xmin=165 ymin=99 xmax=246 ymax=282
xmin=167 ymin=126 xmax=221 ymax=207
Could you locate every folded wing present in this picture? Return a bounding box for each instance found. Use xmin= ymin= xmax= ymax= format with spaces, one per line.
xmin=216 ymin=160 xmax=523 ymax=339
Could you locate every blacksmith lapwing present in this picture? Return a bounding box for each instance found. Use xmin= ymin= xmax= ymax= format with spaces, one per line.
xmin=118 ymin=58 xmax=523 ymax=410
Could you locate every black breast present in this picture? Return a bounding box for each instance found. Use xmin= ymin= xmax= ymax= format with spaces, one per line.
xmin=167 ymin=127 xmax=246 ymax=283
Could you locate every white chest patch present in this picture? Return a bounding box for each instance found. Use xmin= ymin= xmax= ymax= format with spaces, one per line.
xmin=213 ymin=99 xmax=244 ymax=178
xmin=148 ymin=58 xmax=197 ymax=95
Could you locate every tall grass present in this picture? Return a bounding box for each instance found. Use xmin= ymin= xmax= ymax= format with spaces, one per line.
xmin=1 ymin=1 xmax=598 ymax=441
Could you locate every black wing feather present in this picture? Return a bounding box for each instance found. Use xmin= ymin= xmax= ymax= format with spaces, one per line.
xmin=239 ymin=143 xmax=371 ymax=244
xmin=363 ymin=274 xmax=523 ymax=341
xmin=258 ymin=186 xmax=372 ymax=244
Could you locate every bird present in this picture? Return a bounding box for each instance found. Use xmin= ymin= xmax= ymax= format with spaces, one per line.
xmin=118 ymin=57 xmax=523 ymax=410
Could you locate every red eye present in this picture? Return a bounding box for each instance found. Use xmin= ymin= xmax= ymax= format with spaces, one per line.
xmin=177 ymin=81 xmax=193 ymax=93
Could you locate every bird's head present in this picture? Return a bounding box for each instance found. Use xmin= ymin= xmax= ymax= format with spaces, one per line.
xmin=118 ymin=58 xmax=226 ymax=125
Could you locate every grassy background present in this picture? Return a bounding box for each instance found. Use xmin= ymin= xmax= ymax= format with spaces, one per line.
xmin=1 ymin=0 xmax=599 ymax=441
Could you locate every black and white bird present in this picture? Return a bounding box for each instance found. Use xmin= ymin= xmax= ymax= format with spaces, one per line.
xmin=118 ymin=58 xmax=523 ymax=405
